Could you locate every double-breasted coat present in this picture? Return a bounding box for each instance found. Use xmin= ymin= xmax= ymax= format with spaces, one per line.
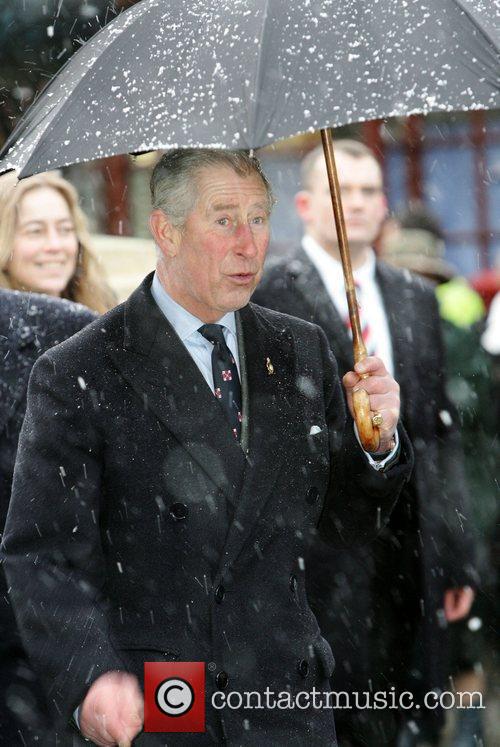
xmin=3 ymin=275 xmax=412 ymax=745
xmin=254 ymin=251 xmax=478 ymax=743
xmin=0 ymin=289 xmax=95 ymax=743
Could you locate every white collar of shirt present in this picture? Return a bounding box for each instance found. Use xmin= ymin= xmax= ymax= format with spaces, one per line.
xmin=302 ymin=234 xmax=376 ymax=299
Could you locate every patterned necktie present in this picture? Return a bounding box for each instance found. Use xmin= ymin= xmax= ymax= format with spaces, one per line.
xmin=198 ymin=324 xmax=242 ymax=440
xmin=344 ymin=281 xmax=375 ymax=356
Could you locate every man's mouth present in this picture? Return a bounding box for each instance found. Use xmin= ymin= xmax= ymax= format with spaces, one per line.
xmin=228 ymin=272 xmax=256 ymax=284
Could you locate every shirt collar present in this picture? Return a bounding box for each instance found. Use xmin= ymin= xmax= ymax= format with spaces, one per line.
xmin=151 ymin=272 xmax=237 ymax=341
xmin=301 ymin=235 xmax=377 ymax=288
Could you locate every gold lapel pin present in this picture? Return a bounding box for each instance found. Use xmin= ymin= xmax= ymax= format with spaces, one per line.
xmin=266 ymin=357 xmax=275 ymax=375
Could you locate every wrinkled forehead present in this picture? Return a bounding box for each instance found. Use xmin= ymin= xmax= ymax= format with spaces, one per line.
xmin=195 ymin=166 xmax=271 ymax=213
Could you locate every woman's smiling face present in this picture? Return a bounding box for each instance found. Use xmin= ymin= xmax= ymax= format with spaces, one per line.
xmin=8 ymin=186 xmax=79 ymax=296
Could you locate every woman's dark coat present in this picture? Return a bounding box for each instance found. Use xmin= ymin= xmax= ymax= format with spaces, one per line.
xmin=0 ymin=289 xmax=95 ymax=743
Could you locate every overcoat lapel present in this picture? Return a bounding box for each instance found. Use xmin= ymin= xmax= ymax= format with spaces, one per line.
xmin=217 ymin=303 xmax=296 ymax=575
xmin=291 ymin=249 xmax=353 ymax=366
xmin=107 ymin=276 xmax=246 ymax=504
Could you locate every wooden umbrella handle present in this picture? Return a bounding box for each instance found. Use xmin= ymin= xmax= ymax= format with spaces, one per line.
xmin=320 ymin=127 xmax=380 ymax=452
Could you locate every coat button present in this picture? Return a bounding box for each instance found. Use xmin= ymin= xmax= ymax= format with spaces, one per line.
xmin=216 ymin=671 xmax=229 ymax=690
xmin=297 ymin=659 xmax=309 ymax=678
xmin=289 ymin=574 xmax=298 ymax=593
xmin=169 ymin=502 xmax=188 ymax=521
xmin=215 ymin=585 xmax=225 ymax=603
xmin=306 ymin=486 xmax=319 ymax=505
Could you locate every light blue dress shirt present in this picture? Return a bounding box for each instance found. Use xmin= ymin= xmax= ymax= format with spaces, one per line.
xmin=151 ymin=272 xmax=240 ymax=393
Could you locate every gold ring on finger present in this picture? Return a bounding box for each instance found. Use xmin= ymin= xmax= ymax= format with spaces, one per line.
xmin=372 ymin=412 xmax=384 ymax=428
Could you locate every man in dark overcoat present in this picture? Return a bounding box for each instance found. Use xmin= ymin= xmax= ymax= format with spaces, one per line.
xmin=253 ymin=140 xmax=478 ymax=746
xmin=2 ymin=149 xmax=412 ymax=746
xmin=0 ymin=289 xmax=95 ymax=743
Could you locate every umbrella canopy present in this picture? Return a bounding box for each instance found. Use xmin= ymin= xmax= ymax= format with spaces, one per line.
xmin=0 ymin=0 xmax=498 ymax=177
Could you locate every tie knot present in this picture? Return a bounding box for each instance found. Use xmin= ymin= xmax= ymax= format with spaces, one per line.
xmin=198 ymin=323 xmax=226 ymax=346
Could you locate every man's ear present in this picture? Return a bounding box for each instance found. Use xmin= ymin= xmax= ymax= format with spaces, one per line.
xmin=295 ymin=190 xmax=311 ymax=223
xmin=149 ymin=209 xmax=179 ymax=258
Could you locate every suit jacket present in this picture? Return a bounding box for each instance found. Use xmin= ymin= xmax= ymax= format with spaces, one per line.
xmin=253 ymin=250 xmax=478 ymax=712
xmin=2 ymin=274 xmax=412 ymax=746
xmin=0 ymin=289 xmax=95 ymax=744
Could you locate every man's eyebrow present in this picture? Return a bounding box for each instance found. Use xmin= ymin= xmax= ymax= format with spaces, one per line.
xmin=208 ymin=201 xmax=270 ymax=213
xmin=210 ymin=202 xmax=239 ymax=212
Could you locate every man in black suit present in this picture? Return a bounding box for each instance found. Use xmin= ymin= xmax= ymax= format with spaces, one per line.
xmin=253 ymin=140 xmax=478 ymax=746
xmin=3 ymin=149 xmax=411 ymax=746
xmin=0 ymin=289 xmax=95 ymax=743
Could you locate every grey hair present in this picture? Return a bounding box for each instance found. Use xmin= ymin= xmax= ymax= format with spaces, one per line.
xmin=150 ymin=148 xmax=275 ymax=229
xmin=300 ymin=139 xmax=381 ymax=190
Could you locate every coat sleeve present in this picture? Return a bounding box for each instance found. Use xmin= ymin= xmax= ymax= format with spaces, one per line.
xmin=315 ymin=325 xmax=414 ymax=547
xmin=1 ymin=351 xmax=127 ymax=724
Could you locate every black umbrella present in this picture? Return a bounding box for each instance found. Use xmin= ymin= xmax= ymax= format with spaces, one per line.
xmin=0 ymin=0 xmax=498 ymax=177
xmin=1 ymin=0 xmax=498 ymax=447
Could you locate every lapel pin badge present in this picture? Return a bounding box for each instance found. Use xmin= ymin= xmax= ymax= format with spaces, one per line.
xmin=266 ymin=357 xmax=275 ymax=375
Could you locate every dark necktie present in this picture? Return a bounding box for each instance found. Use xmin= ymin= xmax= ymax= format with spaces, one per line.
xmin=198 ymin=324 xmax=242 ymax=441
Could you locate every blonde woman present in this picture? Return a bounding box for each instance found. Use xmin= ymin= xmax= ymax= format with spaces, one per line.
xmin=0 ymin=171 xmax=116 ymax=313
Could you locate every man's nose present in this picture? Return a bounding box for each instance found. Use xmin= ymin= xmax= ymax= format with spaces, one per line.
xmin=234 ymin=223 xmax=258 ymax=256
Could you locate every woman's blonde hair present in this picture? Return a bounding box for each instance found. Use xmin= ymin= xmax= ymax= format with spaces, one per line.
xmin=0 ymin=171 xmax=116 ymax=313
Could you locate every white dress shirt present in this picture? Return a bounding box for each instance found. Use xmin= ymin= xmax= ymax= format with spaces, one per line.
xmin=302 ymin=235 xmax=395 ymax=377
xmin=481 ymin=291 xmax=500 ymax=355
